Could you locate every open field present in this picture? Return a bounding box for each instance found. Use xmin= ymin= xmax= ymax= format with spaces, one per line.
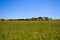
xmin=0 ymin=21 xmax=60 ymax=40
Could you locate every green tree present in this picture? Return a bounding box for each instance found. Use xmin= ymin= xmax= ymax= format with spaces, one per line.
xmin=38 ymin=17 xmax=44 ymax=21
xmin=1 ymin=19 xmax=5 ymax=21
xmin=44 ymin=17 xmax=49 ymax=21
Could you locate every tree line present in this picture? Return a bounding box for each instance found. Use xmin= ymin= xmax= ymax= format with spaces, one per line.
xmin=0 ymin=17 xmax=52 ymax=21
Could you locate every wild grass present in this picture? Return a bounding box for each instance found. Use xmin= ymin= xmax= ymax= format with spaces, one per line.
xmin=0 ymin=21 xmax=60 ymax=40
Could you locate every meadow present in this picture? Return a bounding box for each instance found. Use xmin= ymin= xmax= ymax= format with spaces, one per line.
xmin=0 ymin=21 xmax=60 ymax=40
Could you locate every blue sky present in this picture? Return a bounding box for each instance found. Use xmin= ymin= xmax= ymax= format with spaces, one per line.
xmin=0 ymin=0 xmax=60 ymax=19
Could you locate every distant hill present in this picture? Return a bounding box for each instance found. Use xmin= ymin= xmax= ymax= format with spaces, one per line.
xmin=52 ymin=19 xmax=60 ymax=21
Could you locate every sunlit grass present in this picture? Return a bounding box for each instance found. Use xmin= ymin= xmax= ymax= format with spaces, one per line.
xmin=0 ymin=21 xmax=60 ymax=40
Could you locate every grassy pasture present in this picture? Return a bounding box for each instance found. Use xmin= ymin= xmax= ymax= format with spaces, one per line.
xmin=0 ymin=21 xmax=60 ymax=40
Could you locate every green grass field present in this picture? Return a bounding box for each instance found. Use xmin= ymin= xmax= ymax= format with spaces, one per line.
xmin=0 ymin=21 xmax=60 ymax=40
